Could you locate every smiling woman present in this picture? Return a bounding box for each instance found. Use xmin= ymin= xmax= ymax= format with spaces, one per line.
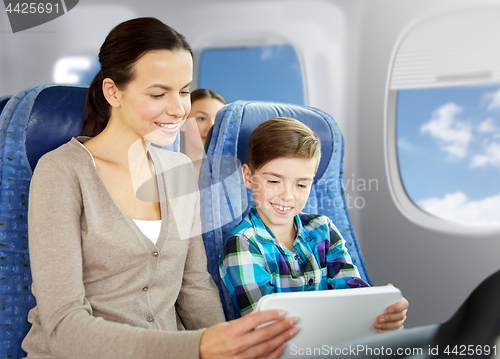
xmin=22 ymin=17 xmax=297 ymax=359
xmin=99 ymin=50 xmax=192 ymax=149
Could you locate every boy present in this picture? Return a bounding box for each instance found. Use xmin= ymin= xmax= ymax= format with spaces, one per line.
xmin=219 ymin=117 xmax=408 ymax=331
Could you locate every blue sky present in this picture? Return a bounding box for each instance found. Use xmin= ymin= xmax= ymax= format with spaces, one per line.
xmin=397 ymin=84 xmax=500 ymax=224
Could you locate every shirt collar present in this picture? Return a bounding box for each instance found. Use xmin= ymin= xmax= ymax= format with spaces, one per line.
xmin=248 ymin=206 xmax=309 ymax=244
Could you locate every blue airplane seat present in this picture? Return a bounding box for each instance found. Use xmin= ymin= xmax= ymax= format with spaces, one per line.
xmin=199 ymin=100 xmax=373 ymax=320
xmin=0 ymin=84 xmax=179 ymax=359
xmin=0 ymin=84 xmax=88 ymax=359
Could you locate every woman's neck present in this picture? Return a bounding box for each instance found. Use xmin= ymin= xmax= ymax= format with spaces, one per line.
xmin=84 ymin=122 xmax=157 ymax=199
xmin=183 ymin=141 xmax=203 ymax=181
xmin=88 ymin=122 xmax=149 ymax=164
xmin=183 ymin=139 xmax=204 ymax=163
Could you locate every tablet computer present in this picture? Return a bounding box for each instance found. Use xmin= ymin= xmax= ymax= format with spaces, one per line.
xmin=255 ymin=286 xmax=402 ymax=359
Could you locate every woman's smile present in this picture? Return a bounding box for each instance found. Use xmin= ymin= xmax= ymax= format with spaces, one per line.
xmin=154 ymin=121 xmax=182 ymax=134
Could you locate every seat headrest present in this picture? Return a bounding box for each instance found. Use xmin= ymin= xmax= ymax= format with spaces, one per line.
xmin=232 ymin=102 xmax=333 ymax=182
xmin=26 ymin=86 xmax=87 ymax=171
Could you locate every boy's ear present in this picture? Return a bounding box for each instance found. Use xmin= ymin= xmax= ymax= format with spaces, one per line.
xmin=241 ymin=164 xmax=253 ymax=189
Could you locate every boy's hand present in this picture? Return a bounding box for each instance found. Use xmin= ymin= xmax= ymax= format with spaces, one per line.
xmin=373 ymin=283 xmax=409 ymax=332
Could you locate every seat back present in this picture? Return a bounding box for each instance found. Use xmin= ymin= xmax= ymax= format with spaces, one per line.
xmin=199 ymin=101 xmax=373 ymax=319
xmin=0 ymin=96 xmax=11 ymax=117
xmin=0 ymin=84 xmax=179 ymax=359
xmin=0 ymin=84 xmax=89 ymax=359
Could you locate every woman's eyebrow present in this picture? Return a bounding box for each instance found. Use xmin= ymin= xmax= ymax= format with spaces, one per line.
xmin=147 ymin=81 xmax=192 ymax=90
xmin=148 ymin=84 xmax=170 ymax=90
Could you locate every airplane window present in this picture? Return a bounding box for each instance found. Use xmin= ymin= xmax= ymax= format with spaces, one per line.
xmin=197 ymin=45 xmax=304 ymax=105
xmin=53 ymin=56 xmax=100 ymax=86
xmin=387 ymin=7 xmax=500 ymax=231
xmin=396 ymin=84 xmax=500 ymax=225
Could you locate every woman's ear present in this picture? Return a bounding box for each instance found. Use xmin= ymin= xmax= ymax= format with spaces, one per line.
xmin=241 ymin=164 xmax=253 ymax=189
xmin=102 ymin=78 xmax=120 ymax=108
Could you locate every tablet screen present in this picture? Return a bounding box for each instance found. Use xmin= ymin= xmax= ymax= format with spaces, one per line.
xmin=256 ymin=286 xmax=402 ymax=359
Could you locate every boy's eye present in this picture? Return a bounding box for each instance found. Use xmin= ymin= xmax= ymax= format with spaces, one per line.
xmin=197 ymin=117 xmax=206 ymax=122
xmin=268 ymin=180 xmax=280 ymax=184
xmin=151 ymin=94 xmax=165 ymax=99
xmin=181 ymin=91 xmax=190 ymax=96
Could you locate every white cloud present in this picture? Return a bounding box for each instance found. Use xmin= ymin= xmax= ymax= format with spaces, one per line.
xmin=484 ymin=88 xmax=500 ymax=111
xmin=418 ymin=191 xmax=500 ymax=225
xmin=420 ymin=103 xmax=472 ymax=158
xmin=398 ymin=138 xmax=415 ymax=151
xmin=471 ymin=142 xmax=500 ymax=168
xmin=477 ymin=118 xmax=497 ymax=133
xmin=260 ymin=47 xmax=275 ymax=60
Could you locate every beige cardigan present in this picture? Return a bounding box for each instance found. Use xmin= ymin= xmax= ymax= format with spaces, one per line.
xmin=22 ymin=137 xmax=225 ymax=358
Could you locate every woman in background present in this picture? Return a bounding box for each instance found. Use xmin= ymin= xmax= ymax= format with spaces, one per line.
xmin=189 ymin=89 xmax=226 ymax=146
xmin=181 ymin=89 xmax=226 ymax=180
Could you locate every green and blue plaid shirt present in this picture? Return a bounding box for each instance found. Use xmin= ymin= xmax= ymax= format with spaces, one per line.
xmin=220 ymin=207 xmax=369 ymax=316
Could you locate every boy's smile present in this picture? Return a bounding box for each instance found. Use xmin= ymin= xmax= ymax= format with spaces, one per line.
xmin=242 ymin=157 xmax=318 ymax=243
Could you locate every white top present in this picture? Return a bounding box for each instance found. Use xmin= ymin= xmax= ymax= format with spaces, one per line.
xmin=78 ymin=141 xmax=96 ymax=166
xmin=78 ymin=141 xmax=162 ymax=243
xmin=132 ymin=219 xmax=162 ymax=244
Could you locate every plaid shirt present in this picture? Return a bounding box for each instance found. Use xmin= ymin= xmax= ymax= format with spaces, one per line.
xmin=220 ymin=207 xmax=369 ymax=316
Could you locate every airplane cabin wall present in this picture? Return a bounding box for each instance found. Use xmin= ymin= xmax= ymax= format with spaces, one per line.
xmin=352 ymin=0 xmax=500 ymax=328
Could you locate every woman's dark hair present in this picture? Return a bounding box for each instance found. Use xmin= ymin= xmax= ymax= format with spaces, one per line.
xmin=190 ymin=88 xmax=226 ymax=105
xmin=82 ymin=17 xmax=192 ymax=136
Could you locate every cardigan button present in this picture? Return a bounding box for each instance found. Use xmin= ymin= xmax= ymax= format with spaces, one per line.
xmin=152 ymin=251 xmax=159 ymax=257
xmin=147 ymin=316 xmax=154 ymax=322
xmin=142 ymin=286 xmax=149 ymax=292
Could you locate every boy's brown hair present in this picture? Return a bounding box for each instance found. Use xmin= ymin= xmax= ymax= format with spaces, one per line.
xmin=247 ymin=117 xmax=321 ymax=171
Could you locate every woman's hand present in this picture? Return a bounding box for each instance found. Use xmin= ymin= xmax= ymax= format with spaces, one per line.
xmin=199 ymin=309 xmax=299 ymax=359
xmin=374 ymin=284 xmax=409 ymax=332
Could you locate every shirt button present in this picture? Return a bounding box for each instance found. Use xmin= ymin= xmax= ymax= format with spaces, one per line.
xmin=147 ymin=316 xmax=154 ymax=322
xmin=152 ymin=251 xmax=159 ymax=257
xmin=142 ymin=286 xmax=149 ymax=292
xmin=308 ymin=278 xmax=313 ymax=285
xmin=294 ymin=255 xmax=300 ymax=260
